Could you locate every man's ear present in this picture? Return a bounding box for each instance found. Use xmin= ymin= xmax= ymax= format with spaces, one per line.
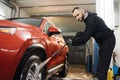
xmin=82 ymin=11 xmax=85 ymax=15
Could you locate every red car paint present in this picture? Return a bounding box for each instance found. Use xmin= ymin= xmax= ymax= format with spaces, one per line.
xmin=0 ymin=17 xmax=69 ymax=80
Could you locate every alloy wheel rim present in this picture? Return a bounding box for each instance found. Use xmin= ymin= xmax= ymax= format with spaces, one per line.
xmin=26 ymin=62 xmax=42 ymax=80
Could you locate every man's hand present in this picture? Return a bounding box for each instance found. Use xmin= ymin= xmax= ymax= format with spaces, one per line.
xmin=66 ymin=39 xmax=72 ymax=45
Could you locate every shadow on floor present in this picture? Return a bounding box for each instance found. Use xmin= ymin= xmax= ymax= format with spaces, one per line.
xmin=49 ymin=64 xmax=98 ymax=80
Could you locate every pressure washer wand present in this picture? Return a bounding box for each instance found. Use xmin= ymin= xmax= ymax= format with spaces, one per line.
xmin=39 ymin=44 xmax=67 ymax=69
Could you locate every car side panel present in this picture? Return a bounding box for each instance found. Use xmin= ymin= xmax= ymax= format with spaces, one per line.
xmin=46 ymin=34 xmax=68 ymax=69
xmin=0 ymin=31 xmax=26 ymax=80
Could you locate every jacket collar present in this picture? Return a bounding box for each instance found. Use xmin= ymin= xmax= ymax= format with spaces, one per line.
xmin=84 ymin=11 xmax=89 ymax=20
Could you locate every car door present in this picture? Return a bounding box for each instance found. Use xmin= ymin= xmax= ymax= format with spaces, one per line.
xmin=42 ymin=20 xmax=65 ymax=69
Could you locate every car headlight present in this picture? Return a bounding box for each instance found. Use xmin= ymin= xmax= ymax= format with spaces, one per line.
xmin=0 ymin=27 xmax=16 ymax=35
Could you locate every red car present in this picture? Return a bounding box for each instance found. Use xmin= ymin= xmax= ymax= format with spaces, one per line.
xmin=0 ymin=17 xmax=69 ymax=80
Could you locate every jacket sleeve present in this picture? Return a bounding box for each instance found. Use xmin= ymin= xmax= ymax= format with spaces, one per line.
xmin=71 ymin=17 xmax=96 ymax=46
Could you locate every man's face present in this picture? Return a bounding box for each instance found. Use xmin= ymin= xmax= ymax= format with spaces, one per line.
xmin=72 ymin=9 xmax=84 ymax=22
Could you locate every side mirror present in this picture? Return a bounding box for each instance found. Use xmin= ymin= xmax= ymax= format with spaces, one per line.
xmin=48 ymin=26 xmax=62 ymax=36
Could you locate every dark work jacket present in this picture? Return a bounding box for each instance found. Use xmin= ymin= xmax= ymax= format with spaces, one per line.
xmin=72 ymin=11 xmax=114 ymax=46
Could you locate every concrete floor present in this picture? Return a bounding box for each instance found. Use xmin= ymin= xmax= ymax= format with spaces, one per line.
xmin=49 ymin=64 xmax=98 ymax=80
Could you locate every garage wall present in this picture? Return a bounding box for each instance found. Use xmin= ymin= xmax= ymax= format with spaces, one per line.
xmin=114 ymin=27 xmax=120 ymax=67
xmin=18 ymin=9 xmax=30 ymax=17
xmin=12 ymin=2 xmax=30 ymax=17
xmin=114 ymin=3 xmax=119 ymax=27
xmin=63 ymin=36 xmax=86 ymax=64
xmin=113 ymin=3 xmax=120 ymax=67
xmin=14 ymin=5 xmax=30 ymax=17
xmin=0 ymin=2 xmax=11 ymax=19
xmin=0 ymin=2 xmax=29 ymax=19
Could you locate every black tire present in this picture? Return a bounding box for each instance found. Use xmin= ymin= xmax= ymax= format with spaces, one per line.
xmin=59 ymin=56 xmax=68 ymax=77
xmin=14 ymin=54 xmax=45 ymax=80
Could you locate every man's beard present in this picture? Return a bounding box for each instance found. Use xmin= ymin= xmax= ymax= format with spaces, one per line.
xmin=78 ymin=14 xmax=84 ymax=22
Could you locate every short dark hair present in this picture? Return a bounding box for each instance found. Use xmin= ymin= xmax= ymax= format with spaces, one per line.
xmin=72 ymin=7 xmax=80 ymax=13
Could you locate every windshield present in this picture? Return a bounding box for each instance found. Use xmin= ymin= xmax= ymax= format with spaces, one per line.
xmin=9 ymin=18 xmax=43 ymax=27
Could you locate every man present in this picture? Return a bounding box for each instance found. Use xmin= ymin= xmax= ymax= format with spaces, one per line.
xmin=66 ymin=7 xmax=116 ymax=80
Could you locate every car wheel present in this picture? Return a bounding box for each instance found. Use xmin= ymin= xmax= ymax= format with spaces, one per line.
xmin=59 ymin=55 xmax=68 ymax=77
xmin=15 ymin=54 xmax=45 ymax=80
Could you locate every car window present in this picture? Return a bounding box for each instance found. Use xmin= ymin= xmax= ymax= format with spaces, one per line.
xmin=8 ymin=18 xmax=43 ymax=27
xmin=43 ymin=20 xmax=54 ymax=33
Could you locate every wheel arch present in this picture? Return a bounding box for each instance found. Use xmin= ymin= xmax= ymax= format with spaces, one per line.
xmin=27 ymin=43 xmax=47 ymax=61
xmin=13 ymin=43 xmax=47 ymax=80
